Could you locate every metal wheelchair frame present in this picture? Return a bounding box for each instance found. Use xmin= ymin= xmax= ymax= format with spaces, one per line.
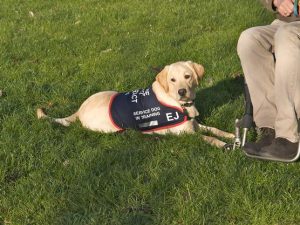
xmin=233 ymin=79 xmax=300 ymax=163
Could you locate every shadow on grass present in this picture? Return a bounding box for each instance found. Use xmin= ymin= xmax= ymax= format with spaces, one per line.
xmin=195 ymin=75 xmax=244 ymax=122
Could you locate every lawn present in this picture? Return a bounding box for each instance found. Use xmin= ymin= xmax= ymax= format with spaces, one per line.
xmin=1 ymin=0 xmax=300 ymax=224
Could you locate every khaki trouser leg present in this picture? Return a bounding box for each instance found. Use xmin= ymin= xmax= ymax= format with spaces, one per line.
xmin=274 ymin=21 xmax=300 ymax=142
xmin=237 ymin=20 xmax=300 ymax=142
xmin=237 ymin=20 xmax=281 ymax=129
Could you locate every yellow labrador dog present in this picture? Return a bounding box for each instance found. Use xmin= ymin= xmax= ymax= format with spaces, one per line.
xmin=37 ymin=61 xmax=234 ymax=147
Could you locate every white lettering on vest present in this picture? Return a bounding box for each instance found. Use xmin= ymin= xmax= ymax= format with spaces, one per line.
xmin=166 ymin=112 xmax=179 ymax=121
xmin=131 ymin=90 xmax=139 ymax=103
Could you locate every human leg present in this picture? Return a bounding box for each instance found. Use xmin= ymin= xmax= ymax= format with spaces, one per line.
xmin=237 ymin=21 xmax=283 ymax=129
xmin=237 ymin=21 xmax=284 ymax=153
xmin=273 ymin=21 xmax=300 ymax=142
xmin=259 ymin=21 xmax=300 ymax=160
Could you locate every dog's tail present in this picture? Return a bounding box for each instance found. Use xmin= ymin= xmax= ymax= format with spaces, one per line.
xmin=37 ymin=108 xmax=78 ymax=127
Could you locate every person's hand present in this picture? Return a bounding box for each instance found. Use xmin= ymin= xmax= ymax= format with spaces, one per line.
xmin=273 ymin=0 xmax=294 ymax=17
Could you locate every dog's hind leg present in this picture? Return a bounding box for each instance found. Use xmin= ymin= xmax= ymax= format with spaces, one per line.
xmin=37 ymin=108 xmax=78 ymax=127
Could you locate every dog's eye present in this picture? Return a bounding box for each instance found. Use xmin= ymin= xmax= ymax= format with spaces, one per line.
xmin=171 ymin=78 xmax=176 ymax=82
xmin=184 ymin=75 xmax=191 ymax=79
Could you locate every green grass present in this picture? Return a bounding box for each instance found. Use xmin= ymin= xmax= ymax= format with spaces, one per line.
xmin=1 ymin=0 xmax=300 ymax=224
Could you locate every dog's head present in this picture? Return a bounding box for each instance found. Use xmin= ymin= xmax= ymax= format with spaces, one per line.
xmin=155 ymin=61 xmax=204 ymax=104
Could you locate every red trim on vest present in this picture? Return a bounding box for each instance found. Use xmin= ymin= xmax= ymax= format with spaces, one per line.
xmin=153 ymin=94 xmax=185 ymax=114
xmin=108 ymin=94 xmax=124 ymax=131
xmin=142 ymin=115 xmax=188 ymax=133
xmin=142 ymin=91 xmax=188 ymax=132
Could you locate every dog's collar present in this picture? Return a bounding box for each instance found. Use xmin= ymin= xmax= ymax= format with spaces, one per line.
xmin=181 ymin=101 xmax=195 ymax=120
xmin=180 ymin=101 xmax=194 ymax=108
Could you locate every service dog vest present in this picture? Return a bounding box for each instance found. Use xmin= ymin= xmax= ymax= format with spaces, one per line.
xmin=109 ymin=87 xmax=188 ymax=132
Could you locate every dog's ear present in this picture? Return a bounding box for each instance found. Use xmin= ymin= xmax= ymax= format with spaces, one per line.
xmin=192 ymin=63 xmax=204 ymax=83
xmin=155 ymin=66 xmax=169 ymax=92
xmin=191 ymin=62 xmax=204 ymax=85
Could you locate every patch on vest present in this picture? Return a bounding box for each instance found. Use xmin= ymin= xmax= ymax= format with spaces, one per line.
xmin=109 ymin=87 xmax=187 ymax=131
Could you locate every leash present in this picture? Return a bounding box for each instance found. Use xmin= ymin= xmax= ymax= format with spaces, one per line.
xmin=294 ymin=0 xmax=299 ymax=16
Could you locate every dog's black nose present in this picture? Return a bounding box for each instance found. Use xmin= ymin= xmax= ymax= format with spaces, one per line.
xmin=178 ymin=88 xmax=187 ymax=97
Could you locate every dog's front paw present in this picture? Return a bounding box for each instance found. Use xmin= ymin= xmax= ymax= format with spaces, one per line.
xmin=36 ymin=108 xmax=47 ymax=119
xmin=185 ymin=106 xmax=199 ymax=118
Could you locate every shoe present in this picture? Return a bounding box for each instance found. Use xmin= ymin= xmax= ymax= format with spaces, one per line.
xmin=243 ymin=127 xmax=275 ymax=155
xmin=259 ymin=138 xmax=299 ymax=160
